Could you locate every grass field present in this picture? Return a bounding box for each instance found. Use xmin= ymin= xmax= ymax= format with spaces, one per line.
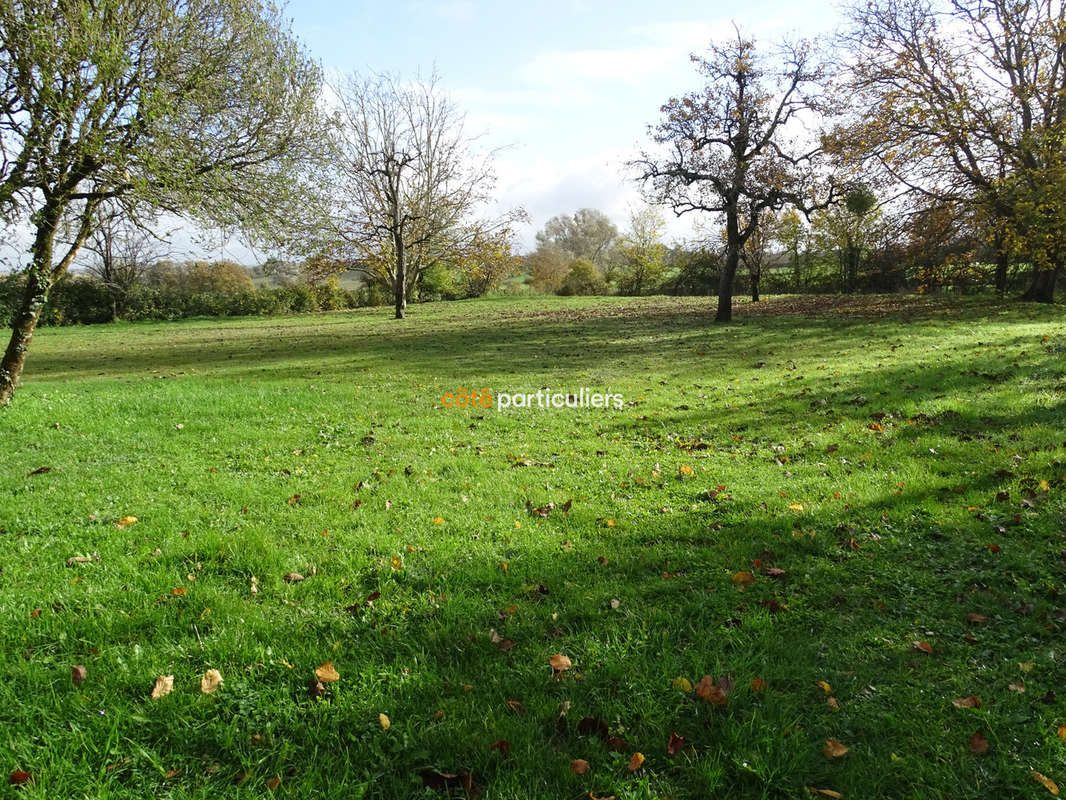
xmin=1 ymin=294 xmax=1065 ymax=799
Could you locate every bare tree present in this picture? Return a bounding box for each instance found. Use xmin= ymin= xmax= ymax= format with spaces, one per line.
xmin=329 ymin=71 xmax=518 ymax=319
xmin=81 ymin=204 xmax=168 ymax=320
xmin=633 ymin=31 xmax=833 ymax=322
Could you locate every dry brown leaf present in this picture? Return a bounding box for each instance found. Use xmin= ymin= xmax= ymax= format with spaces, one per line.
xmin=810 ymin=790 xmax=843 ymax=799
xmin=549 ymin=653 xmax=572 ymax=671
xmin=265 ymin=776 xmax=281 ymax=791
xmin=315 ymin=661 xmax=340 ymax=683
xmin=667 ymin=732 xmax=685 ymax=755
xmin=966 ymin=613 xmax=988 ymax=623
xmin=7 ymin=770 xmax=34 ymax=786
xmin=71 ymin=665 xmax=87 ymax=686
xmin=150 ymin=674 xmax=174 ymax=700
xmin=570 ymin=759 xmax=590 ymax=775
xmin=823 ymin=739 xmax=848 ymax=759
xmin=200 ymin=669 xmax=222 ymax=694
xmin=952 ymin=695 xmax=981 ymax=708
xmin=751 ymin=678 xmax=768 ymax=694
xmin=170 ymin=586 xmax=187 ymax=596
xmin=627 ymin=752 xmax=645 ymax=771
xmin=695 ymin=675 xmax=728 ymax=705
xmin=968 ymin=731 xmax=989 ymax=754
xmin=913 ymin=640 xmax=934 ymax=655
xmin=505 ymin=699 xmax=526 ymax=715
xmin=283 ymin=572 xmax=304 ymax=583
xmin=1008 ymin=682 xmax=1026 ymax=693
xmin=1057 ymin=725 xmax=1066 ymax=743
xmin=1031 ymin=771 xmax=1060 ymax=795
xmin=379 ymin=713 xmax=390 ymax=730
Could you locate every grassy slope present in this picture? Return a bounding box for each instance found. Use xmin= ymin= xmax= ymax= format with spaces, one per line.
xmin=1 ymin=294 xmax=1065 ymax=799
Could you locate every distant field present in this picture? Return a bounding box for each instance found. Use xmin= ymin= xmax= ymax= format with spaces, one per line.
xmin=2 ymin=294 xmax=1065 ymax=799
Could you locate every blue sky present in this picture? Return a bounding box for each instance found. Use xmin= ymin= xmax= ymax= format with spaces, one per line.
xmin=275 ymin=0 xmax=830 ymax=255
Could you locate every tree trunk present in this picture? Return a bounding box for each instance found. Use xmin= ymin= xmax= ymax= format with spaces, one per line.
xmin=1020 ymin=263 xmax=1060 ymax=303
xmin=393 ymin=232 xmax=406 ymax=320
xmin=716 ymin=241 xmax=740 ymax=323
xmin=750 ymin=270 xmax=761 ymax=302
xmin=993 ymin=238 xmax=1009 ymax=296
xmin=0 ymin=220 xmax=59 ymax=405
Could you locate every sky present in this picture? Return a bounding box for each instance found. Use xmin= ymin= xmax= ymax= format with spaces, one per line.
xmin=276 ymin=0 xmax=831 ymax=258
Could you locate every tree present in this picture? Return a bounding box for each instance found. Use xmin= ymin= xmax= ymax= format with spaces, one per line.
xmin=634 ymin=31 xmax=832 ymax=322
xmin=775 ymin=208 xmax=810 ymax=289
xmin=836 ymin=0 xmax=1066 ymax=300
xmin=811 ymin=184 xmax=881 ymax=292
xmin=560 ymin=258 xmax=604 ymax=296
xmin=616 ymin=206 xmax=667 ymax=296
xmin=528 ymin=241 xmax=571 ymax=293
xmin=535 ymin=209 xmax=620 ymax=270
xmin=184 ymin=261 xmax=254 ymax=293
xmin=329 ymin=71 xmax=517 ymax=319
xmin=738 ymin=209 xmax=777 ymax=302
xmin=81 ymin=204 xmax=168 ymax=321
xmin=0 ymin=0 xmax=322 ymax=405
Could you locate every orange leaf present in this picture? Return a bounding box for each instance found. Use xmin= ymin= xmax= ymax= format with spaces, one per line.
xmin=751 ymin=678 xmax=768 ymax=694
xmin=570 ymin=759 xmax=590 ymax=775
xmin=549 ymin=653 xmax=571 ymax=671
xmin=627 ymin=752 xmax=645 ymax=771
xmin=695 ymin=675 xmax=728 ymax=705
xmin=170 ymin=586 xmax=187 ymax=596
xmin=266 ymin=776 xmax=281 ymax=791
xmin=315 ymin=661 xmax=340 ymax=683
xmin=912 ymin=640 xmax=933 ymax=655
xmin=823 ymin=739 xmax=848 ymax=758
xmin=732 ymin=570 xmax=755 ymax=588
xmin=1057 ymin=725 xmax=1066 ymax=743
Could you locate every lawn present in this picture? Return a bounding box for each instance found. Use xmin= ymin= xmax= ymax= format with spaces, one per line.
xmin=1 ymin=294 xmax=1065 ymax=799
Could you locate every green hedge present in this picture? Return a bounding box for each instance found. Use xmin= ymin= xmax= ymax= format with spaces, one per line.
xmin=0 ymin=273 xmax=378 ymax=327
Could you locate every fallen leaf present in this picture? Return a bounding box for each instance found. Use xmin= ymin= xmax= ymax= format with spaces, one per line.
xmin=969 ymin=731 xmax=989 ymax=754
xmin=570 ymin=759 xmax=590 ymax=774
xmin=283 ymin=572 xmax=304 ymax=583
xmin=200 ymin=669 xmax=222 ymax=694
xmin=627 ymin=752 xmax=645 ymax=771
xmin=1057 ymin=725 xmax=1066 ymax=743
xmin=7 ymin=770 xmax=33 ymax=786
xmin=732 ymin=570 xmax=756 ymax=588
xmin=71 ymin=664 xmax=87 ymax=686
xmin=672 ymin=676 xmax=692 ymax=692
xmin=151 ymin=674 xmax=174 ymax=700
xmin=751 ymin=678 xmax=768 ymax=694
xmin=287 ymin=494 xmax=301 ymax=506
xmin=433 ymin=516 xmax=445 ymax=524
xmin=390 ymin=555 xmax=403 ymax=570
xmin=827 ymin=696 xmax=840 ymax=709
xmin=823 ymin=739 xmax=848 ymax=758
xmin=116 ymin=515 xmax=138 ymax=528
xmin=1008 ymin=682 xmax=1026 ymax=693
xmin=606 ymin=736 xmax=628 ymax=751
xmin=315 ymin=661 xmax=340 ymax=683
xmin=1031 ymin=770 xmax=1060 ymax=795
xmin=1019 ymin=661 xmax=1035 ymax=673
xmin=952 ymin=695 xmax=981 ymax=708
xmin=307 ymin=680 xmax=325 ymax=698
xmin=379 ymin=713 xmax=390 ymax=730
xmin=29 ymin=608 xmax=41 ymax=619
xmin=26 ymin=466 xmax=51 ymax=477
xmin=667 ymin=732 xmax=685 ymax=755
xmin=66 ymin=553 xmax=100 ymax=566
xmin=912 ymin=640 xmax=934 ymax=655
xmin=549 ymin=653 xmax=572 ymax=671
xmin=266 ymin=776 xmax=281 ymax=791
xmin=170 ymin=586 xmax=187 ymax=596
xmin=810 ymin=790 xmax=843 ymax=799
xmin=695 ymin=675 xmax=728 ymax=705
xmin=788 ymin=503 xmax=804 ymax=511
xmin=505 ymin=699 xmax=526 ymax=715
xmin=966 ymin=613 xmax=987 ymax=623
xmin=816 ymin=680 xmax=832 ymax=695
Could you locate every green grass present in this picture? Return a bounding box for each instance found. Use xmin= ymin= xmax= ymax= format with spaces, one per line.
xmin=1 ymin=294 xmax=1065 ymax=799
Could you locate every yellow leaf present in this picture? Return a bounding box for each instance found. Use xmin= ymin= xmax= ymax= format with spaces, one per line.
xmin=433 ymin=516 xmax=445 ymax=525
xmin=200 ymin=669 xmax=223 ymax=694
xmin=379 ymin=713 xmax=390 ymax=730
xmin=1031 ymin=771 xmax=1060 ymax=795
xmin=1057 ymin=725 xmax=1066 ymax=743
xmin=390 ymin=555 xmax=403 ymax=570
xmin=788 ymin=503 xmax=804 ymax=511
xmin=315 ymin=661 xmax=340 ymax=683
xmin=823 ymin=739 xmax=848 ymax=759
xmin=170 ymin=586 xmax=187 ymax=596
xmin=672 ymin=677 xmax=692 ymax=692
xmin=150 ymin=674 xmax=174 ymax=700
xmin=116 ymin=515 xmax=138 ymax=528
xmin=605 ymin=519 xmax=617 ymax=527
xmin=1019 ymin=662 xmax=1035 ymax=673
xmin=816 ymin=681 xmax=832 ymax=694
